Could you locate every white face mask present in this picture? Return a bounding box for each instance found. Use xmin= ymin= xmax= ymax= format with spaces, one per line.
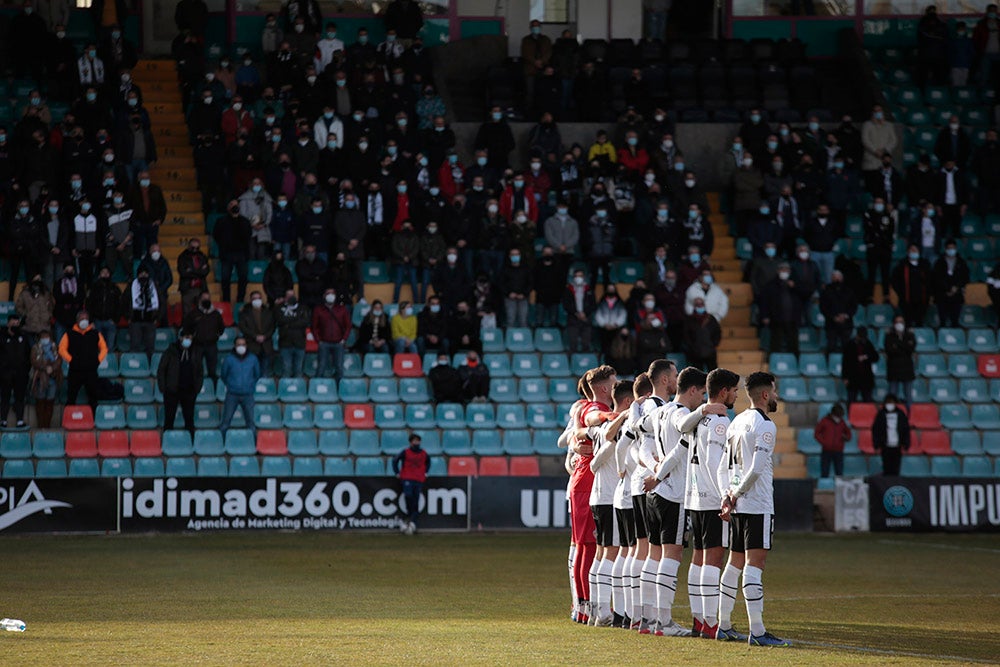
xmin=78 ymin=319 xmax=90 ymax=329
xmin=885 ymin=403 xmax=896 ymax=412
xmin=798 ymin=251 xmax=810 ymax=261
xmin=403 ymin=307 xmax=413 ymax=316
xmin=893 ymin=322 xmax=905 ymax=333
xmin=573 ymin=276 xmax=585 ymax=286
xmin=235 ymin=345 xmax=247 ymax=356
xmin=325 ymin=294 xmax=336 ymax=304
xmin=778 ymin=271 xmax=791 ymax=281
xmin=447 ymin=253 xmax=458 ymax=263
xmin=251 ymin=298 xmax=263 ymax=308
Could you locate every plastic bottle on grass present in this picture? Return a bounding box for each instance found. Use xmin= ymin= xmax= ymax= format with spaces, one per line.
xmin=1 ymin=618 xmax=25 ymax=632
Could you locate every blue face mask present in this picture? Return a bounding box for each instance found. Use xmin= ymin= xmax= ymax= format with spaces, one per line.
xmin=510 ymin=255 xmax=521 ymax=264
xmin=925 ymin=208 xmax=935 ymax=218
xmin=327 ymin=141 xmax=338 ymax=149
xmin=387 ymin=146 xmax=398 ymax=156
xmin=767 ymin=141 xmax=778 ymax=150
xmin=277 ymin=200 xmax=287 ymax=209
xmin=18 ymin=207 xmax=30 ymax=216
xmin=513 ymin=180 xmax=524 ymax=189
xmin=945 ymin=247 xmax=957 ymax=257
xmin=702 ymin=275 xmax=714 ymax=285
xmin=252 ymin=185 xmax=262 ymax=194
xmin=657 ymin=209 xmax=668 ymax=218
xmin=908 ymin=252 xmax=920 ymax=261
xmin=764 ymin=247 xmax=777 ymax=258
xmin=81 ymin=204 xmax=92 ymax=213
xmin=874 ymin=203 xmax=885 ymax=212
xmin=477 ymin=157 xmax=487 ymax=166
xmin=429 ymin=304 xmax=441 ymax=313
xmin=750 ymin=114 xmax=761 ymax=123
xmin=673 ymin=162 xmax=685 ymax=172
xmin=688 ymin=210 xmax=698 ymax=220
xmin=695 ymin=306 xmax=706 ymax=314
xmin=448 ymin=154 xmax=458 ymax=164
xmin=627 ymin=137 xmax=638 ymax=146
xmin=324 ymin=111 xmax=334 ymax=120
xmin=86 ymin=92 xmax=97 ymax=102
xmin=397 ymin=185 xmax=407 ymax=194
xmin=690 ymin=253 xmax=701 ymax=264
xmin=596 ymin=210 xmax=607 ymax=219
xmin=492 ymin=112 xmax=503 ymax=121
xmin=759 ymin=207 xmax=770 ymax=215
xmin=358 ymin=34 xmax=368 ymax=44
xmin=834 ymin=161 xmax=845 ymax=170
xmin=312 ymin=206 xmax=323 ymax=214
xmin=419 ymin=157 xmax=428 ymax=167
xmin=733 ymin=142 xmax=743 ymax=151
xmin=71 ymin=180 xmax=82 ymax=189
xmin=531 ymin=26 xmax=541 ymax=35
xmin=429 ymin=187 xmax=440 ymax=196
xmin=327 ymin=31 xmax=336 ymax=39
xmin=344 ymin=200 xmax=356 ymax=209
xmin=336 ymin=79 xmax=346 ymax=87
xmin=808 ymin=121 xmax=819 ymax=131
xmin=271 ymin=134 xmax=282 ymax=143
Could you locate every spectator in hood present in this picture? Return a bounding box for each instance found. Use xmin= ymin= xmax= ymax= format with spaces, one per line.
xmin=814 ymin=404 xmax=851 ymax=478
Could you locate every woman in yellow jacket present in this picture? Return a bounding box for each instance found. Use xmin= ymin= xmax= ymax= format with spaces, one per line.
xmin=390 ymin=301 xmax=418 ymax=354
xmin=587 ymin=130 xmax=617 ymax=170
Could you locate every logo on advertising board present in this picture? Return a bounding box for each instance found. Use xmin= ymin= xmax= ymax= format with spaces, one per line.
xmin=0 ymin=481 xmax=71 ymax=530
xmin=0 ymin=479 xmax=118 ymax=533
xmin=882 ymin=485 xmax=914 ymax=527
xmin=120 ymin=477 xmax=469 ymax=532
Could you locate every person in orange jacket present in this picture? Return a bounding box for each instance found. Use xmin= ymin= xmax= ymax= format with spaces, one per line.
xmin=58 ymin=309 xmax=108 ymax=412
xmin=813 ymin=403 xmax=851 ymax=478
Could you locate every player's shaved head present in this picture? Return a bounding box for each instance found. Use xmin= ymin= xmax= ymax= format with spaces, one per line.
xmin=707 ymin=368 xmax=740 ymax=398
xmin=677 ymin=366 xmax=708 ymax=394
xmin=633 ymin=372 xmax=652 ymax=398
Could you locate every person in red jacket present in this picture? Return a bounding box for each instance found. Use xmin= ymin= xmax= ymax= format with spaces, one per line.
xmin=814 ymin=403 xmax=851 ymax=477
xmin=220 ymin=95 xmax=254 ymax=145
xmin=619 ymin=130 xmax=650 ymax=178
xmin=311 ymin=288 xmax=351 ymax=380
xmin=393 ymin=432 xmax=432 ymax=535
xmin=499 ymin=173 xmax=539 ymax=223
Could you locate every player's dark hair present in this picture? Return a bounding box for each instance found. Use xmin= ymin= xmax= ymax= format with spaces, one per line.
xmin=677 ymin=366 xmax=708 ymax=393
xmin=647 ymin=358 xmax=676 ymax=383
xmin=707 ymin=368 xmax=740 ymax=397
xmin=633 ymin=372 xmax=652 ymax=398
xmin=746 ymin=371 xmax=776 ymax=396
xmin=831 ymin=403 xmax=845 ymax=418
xmin=590 ymin=364 xmax=617 ymax=384
xmin=613 ymin=379 xmax=634 ymax=403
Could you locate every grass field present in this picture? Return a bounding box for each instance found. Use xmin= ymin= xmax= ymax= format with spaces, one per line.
xmin=0 ymin=531 xmax=997 ymax=665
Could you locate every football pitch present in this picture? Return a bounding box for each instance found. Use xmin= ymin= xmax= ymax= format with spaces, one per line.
xmin=0 ymin=531 xmax=997 ymax=665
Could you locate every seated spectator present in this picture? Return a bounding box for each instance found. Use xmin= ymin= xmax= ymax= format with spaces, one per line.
xmin=500 ymin=248 xmax=532 ymax=328
xmin=594 ymin=284 xmax=628 ymax=360
xmin=471 ymin=273 xmax=500 ymax=328
xmin=758 ymin=263 xmax=800 ymax=356
xmin=276 ymin=289 xmax=310 ymax=377
xmin=814 ymin=404 xmax=851 ymax=478
xmin=182 ymin=291 xmax=225 ymax=380
xmin=636 ymin=312 xmax=669 ymax=370
xmin=842 ymin=326 xmax=878 ymax=405
xmin=417 ymin=295 xmax=448 ymax=355
xmin=619 ymin=130 xmax=649 ymax=178
xmin=356 ymin=300 xmax=390 ymax=355
xmin=684 ymin=269 xmax=728 ymax=321
xmin=608 ymin=326 xmax=637 ymax=376
xmin=677 ymin=246 xmax=710 ymax=291
xmin=391 ymin=301 xmax=418 ymax=354
xmin=683 ymin=297 xmax=722 ymax=372
xmin=932 ymin=239 xmax=970 ymax=328
xmin=873 ymin=394 xmax=909 ymax=476
xmin=563 ymin=269 xmax=595 ymax=353
xmin=819 ymin=271 xmax=857 ymax=354
xmin=587 ymin=130 xmax=617 ymax=172
xmin=447 ymin=300 xmax=481 ymax=355
xmin=885 ymin=315 xmax=916 ymax=409
xmin=428 ymin=352 xmax=462 ymax=403
xmin=458 ymin=350 xmax=490 ymax=402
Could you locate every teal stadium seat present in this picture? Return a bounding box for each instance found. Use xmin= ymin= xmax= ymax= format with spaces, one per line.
xmin=412 ymin=430 xmax=442 ymax=455
xmin=797 ymin=329 xmax=822 ymax=353
xmin=571 ymin=353 xmax=599 ymax=376
xmin=194 ymin=431 xmax=225 ymax=456
xmin=541 ymin=353 xmax=571 ymax=377
xmin=98 ymin=354 xmax=118 ymax=378
xmin=443 ymin=430 xmax=473 ymax=455
xmin=519 ymin=378 xmax=549 ymax=403
xmin=119 ymin=352 xmax=151 ymax=378
xmin=968 ymin=329 xmax=996 ymax=353
xmin=843 ymin=456 xmax=868 ymax=476
xmin=769 ymin=353 xmax=798 ymax=376
xmin=930 ymin=456 xmax=961 ymax=477
xmin=399 ymin=378 xmax=430 ymax=403
xmin=485 ymin=354 xmax=512 ymax=378
xmin=313 ymin=405 xmax=344 ymax=428
xmin=293 ymin=457 xmax=323 ymax=476
xmin=466 ymin=404 xmax=496 ymax=428
xmin=355 ymin=458 xmax=387 ymax=476
xmin=101 ymin=458 xmax=132 ymax=477
xmin=828 ymin=353 xmax=842 ymax=377
xmin=362 ymin=261 xmax=390 ymax=283
xmin=318 ymin=431 xmax=349 ymax=456
xmin=134 ymin=458 xmax=165 ymax=477
xmin=405 ymin=404 xmax=436 ymax=428
xmin=534 ymin=328 xmax=565 ymax=352
xmin=278 ymin=378 xmax=308 ymax=402
xmin=436 ymin=403 xmax=465 ymax=429
xmin=481 ymin=329 xmax=504 ymax=352
xmin=937 ymin=328 xmax=967 ymax=353
xmin=154 ymin=328 xmax=176 ymax=351
xmin=428 ymin=458 xmax=447 ymax=476
xmin=927 ymin=378 xmax=955 ymax=403
xmin=963 ymin=456 xmax=992 ymax=477
xmin=69 ymin=459 xmax=100 ymax=477
xmin=497 ymin=404 xmax=527 ymax=428
xmin=472 ymin=431 xmax=504 ymax=455
xmin=380 ymin=430 xmax=409 ymax=455
xmin=342 ymin=353 xmax=363 ymax=378
xmin=503 ymin=430 xmax=534 ymax=455
xmin=900 ymin=456 xmax=931 ymax=477
xmin=33 ymin=432 xmax=64 ymax=458
xmin=370 ymin=378 xmax=399 ymax=403
xmin=528 ymin=404 xmax=558 ymax=428
xmin=253 ymin=403 xmax=281 ymax=429
xmin=375 ymin=404 xmax=406 ymax=429
xmin=194 ymin=405 xmax=221 ymax=429
xmin=124 ymin=379 xmax=154 ymax=403
xmin=324 ymin=457 xmax=354 ymax=476
xmin=253 ymin=379 xmax=278 ymax=402
xmin=532 ymin=429 xmax=563 ymax=455
xmin=286 ymin=432 xmax=318 ymax=456
xmin=918 ymin=354 xmax=948 ymax=378
xmin=283 ymin=404 xmax=313 ymax=428
xmin=940 ymin=404 xmax=972 ymax=429
xmin=229 ymin=456 xmax=260 ymax=477
xmin=505 ymin=328 xmax=534 ymax=352
xmin=971 ymin=404 xmax=1000 ymax=429
xmin=162 ymin=431 xmax=194 ymax=456
xmin=951 ymin=431 xmax=982 ymax=455
xmin=197 ymin=378 xmax=215 ymax=403
xmin=796 ymin=430 xmax=821 ymax=454
xmin=781 ymin=377 xmax=808 ymax=402
xmin=959 ymin=378 xmax=989 ymax=403
xmin=490 ymin=378 xmax=518 ymax=403
xmin=0 ymin=433 xmax=31 ymax=459
xmin=512 ymin=353 xmax=542 ymax=378
xmin=2 ymin=460 xmax=33 ymax=478
xmin=363 ymin=353 xmax=393 ymax=377
xmin=337 ymin=379 xmax=368 ymax=402
xmin=913 ymin=328 xmax=936 ymax=352
xmin=809 ymin=377 xmax=843 ymax=402
xmin=36 ymin=459 xmax=67 ymax=477
xmin=349 ymin=431 xmax=380 ymax=456
xmin=308 ymin=379 xmax=339 ymax=403
xmin=225 ymin=429 xmax=257 ymax=455
xmin=166 ymin=457 xmax=197 ymax=477
xmin=948 ymin=354 xmax=978 ymax=378
xmin=261 ymin=457 xmax=292 ymax=477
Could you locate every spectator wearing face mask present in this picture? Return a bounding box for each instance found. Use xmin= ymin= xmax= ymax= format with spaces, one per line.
xmin=680 ymin=203 xmax=713 ymax=258
xmin=58 ymin=309 xmax=107 ymax=413
xmin=390 ymin=301 xmax=418 ymax=354
xmin=587 ymin=204 xmax=616 ymax=290
xmin=428 ymin=352 xmax=462 ymax=403
xmin=157 ymin=328 xmax=203 ymax=440
xmin=500 ymin=249 xmax=532 ymax=328
xmin=333 ymin=192 xmax=366 ymax=299
xmin=872 ymin=394 xmax=909 ymax=476
xmin=219 ymin=336 xmax=262 ymax=439
xmin=750 ymin=242 xmax=780 ymax=305
xmin=563 ymin=270 xmax=596 ymax=353
xmin=313 ymin=288 xmax=350 ymax=378
xmin=683 ymin=297 xmax=722 ymax=372
xmin=636 ymin=311 xmax=670 ymax=370
xmin=543 ymin=201 xmax=578 ymax=277
xmin=458 ymin=350 xmax=490 ymax=402
xmin=391 ymin=220 xmax=420 ymax=304
xmin=274 ymin=289 xmax=309 ymax=377
xmin=0 ymin=314 xmax=32 ymax=429
xmin=177 ymin=238 xmax=210 ymax=315
xmin=417 ymin=295 xmax=448 ymax=355
xmin=8 ymin=199 xmax=45 ymax=301
xmin=16 ymin=275 xmax=55 ymax=345
xmin=814 ymin=404 xmax=851 ymax=478
xmin=183 ymin=291 xmax=225 ymax=380
xmin=87 ymin=265 xmax=121 ymax=353
xmin=29 ymin=329 xmax=61 ymax=428
xmin=863 ymin=197 xmax=896 ymax=301
xmin=474 ymin=106 xmax=515 ymax=170
xmin=891 ymin=244 xmax=932 ymax=328
xmin=932 ymin=239 xmax=970 ymax=329
xmin=533 ymin=247 xmax=564 ymax=328
xmin=789 ymin=244 xmax=821 ymax=313
xmin=861 ymin=105 xmax=897 ymax=175
xmin=819 ymin=271 xmax=857 ymax=355
xmin=758 ymin=262 xmax=800 ymax=356
xmin=239 ymin=290 xmax=275 ymax=376
xmin=684 ymin=269 xmax=728 ymax=322
xmin=841 ymin=326 xmax=878 ymax=405
xmin=447 ymin=300 xmax=481 ymax=355
xmin=593 ymin=284 xmax=627 ymax=361
xmin=884 ymin=316 xmax=916 ymax=409
xmin=53 ymin=263 xmax=85 ymax=345
xmin=732 ymin=151 xmax=765 ymax=235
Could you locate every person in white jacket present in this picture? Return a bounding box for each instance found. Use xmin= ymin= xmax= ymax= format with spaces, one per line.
xmin=313 ymin=22 xmax=344 ymax=74
xmin=685 ymin=269 xmax=729 ymax=321
xmin=313 ymin=106 xmax=344 ymax=150
xmin=861 ymin=104 xmax=898 ymax=172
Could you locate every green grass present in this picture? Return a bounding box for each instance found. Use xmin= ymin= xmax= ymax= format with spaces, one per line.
xmin=0 ymin=532 xmax=997 ymax=665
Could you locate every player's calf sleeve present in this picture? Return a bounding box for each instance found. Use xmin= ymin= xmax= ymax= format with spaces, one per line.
xmin=718 ymin=564 xmax=742 ymax=629
xmin=597 ymin=558 xmax=614 ymax=616
xmin=687 ymin=563 xmax=703 ymax=622
xmin=589 ymin=557 xmax=601 ymax=613
xmin=701 ymin=565 xmax=721 ymax=626
xmin=742 ymin=565 xmax=765 ymax=636
xmin=611 ymin=554 xmax=626 ymax=617
xmin=640 ymin=556 xmax=658 ymax=621
xmin=655 ymin=557 xmax=679 ymax=624
xmin=630 ymin=555 xmax=643 ymax=621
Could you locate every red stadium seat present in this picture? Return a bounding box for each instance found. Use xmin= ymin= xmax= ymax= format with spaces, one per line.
xmin=257 ymin=431 xmax=288 ymax=455
xmin=916 ymin=431 xmax=951 ymax=455
xmin=65 ymin=432 xmax=98 ymax=458
xmin=857 ymin=430 xmax=875 ymax=454
xmin=304 ymin=328 xmax=319 ymax=353
xmin=478 ymin=456 xmax=509 ymax=476
xmin=343 ymin=403 xmax=375 ymax=429
xmin=909 ymin=404 xmax=941 ymax=430
xmin=62 ymin=405 xmax=94 ymax=430
xmin=509 ymin=456 xmax=541 ymax=476
xmin=978 ymin=354 xmax=1000 ymax=378
xmin=215 ymin=302 xmax=234 ymax=326
xmin=393 ymin=353 xmax=422 ymax=377
xmin=848 ymin=403 xmax=877 ymax=429
xmin=97 ymin=431 xmax=129 ymax=457
xmin=447 ymin=456 xmax=477 ymax=476
xmin=130 ymin=431 xmax=162 ymax=457
xmin=167 ymin=304 xmax=183 ymax=327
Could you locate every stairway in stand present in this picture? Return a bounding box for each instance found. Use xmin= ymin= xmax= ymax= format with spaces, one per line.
xmin=131 ymin=60 xmax=219 ymax=303
xmin=707 ymin=192 xmax=806 ymax=479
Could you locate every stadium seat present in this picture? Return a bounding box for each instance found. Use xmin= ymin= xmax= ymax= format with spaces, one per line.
xmin=448 ymin=456 xmax=477 ymax=476
xmin=485 ymin=354 xmax=512 ymax=378
xmin=509 ymin=456 xmax=540 ymax=476
xmin=379 ymin=430 xmax=409 ymax=456
xmin=412 ymin=430 xmax=441 ymax=455
xmin=95 ymin=404 xmax=127 ymax=430
xmin=293 ymin=457 xmax=323 ymax=476
xmin=532 ymin=429 xmax=563 ymax=455
xmin=119 ymin=352 xmax=151 ymax=378
xmin=540 ymin=353 xmax=571 ymax=377
xmin=917 ymin=431 xmax=951 ymax=455
xmin=481 ymin=328 xmax=504 ymax=352
xmin=940 ymin=404 xmax=972 ymax=429
xmin=962 ymin=456 xmax=992 ymax=477
xmin=908 ymin=404 xmax=940 ymax=429
xmin=534 ymin=328 xmax=565 ymax=352
xmin=796 ymin=430 xmax=821 ymax=454
xmin=324 ymin=457 xmax=354 ymax=476
xmin=797 ymin=328 xmax=822 ymax=353
xmin=948 ymin=354 xmax=978 ymax=378
xmin=341 ymin=353 xmax=363 ymax=377
xmin=101 ymin=457 xmax=132 ymax=477
xmin=769 ymin=353 xmax=798 ymax=376
xmin=282 ymin=404 xmax=313 ymax=429
xmin=405 ymin=404 xmax=436 ymax=429
xmin=528 ymin=404 xmax=558 ymax=428
xmin=68 ymin=459 xmax=100 ymax=477
xmin=355 ymin=457 xmax=387 ymax=476
xmin=971 ymin=404 xmax=1000 ymax=429
xmin=958 ymin=378 xmax=988 ymax=403
xmin=223 ymin=429 xmax=256 ymax=455
xmin=424 ymin=457 xmax=445 ymax=476
xmin=35 ymin=459 xmax=67 ymax=478
xmin=809 ymin=377 xmax=843 ymax=402
xmin=337 ymin=379 xmax=368 ymax=402
xmin=489 ymin=378 xmax=518 ymax=403
xmin=516 ymin=378 xmax=546 ymax=403
xmin=951 ymin=430 xmax=983 ymax=455
xmin=866 ymin=304 xmax=895 ymax=328
xmin=318 ymin=431 xmax=349 ymax=456
xmin=133 ymin=458 xmax=165 ymax=477
xmin=363 ymin=353 xmax=393 ymax=377
xmin=344 ymin=403 xmax=375 ymax=428
xmin=399 ymin=378 xmax=430 ymax=403
xmin=968 ymin=329 xmax=996 ymax=353
xmin=260 ymin=456 xmax=292 ymax=476
xmin=842 ymin=456 xmax=868 ymax=477
xmin=197 ymin=379 xmax=215 ymax=403
xmin=512 ymin=353 xmax=542 ymax=378
xmin=257 ymin=431 xmax=287 ymax=456
xmin=781 ymin=377 xmax=808 ymax=402
xmin=570 ymin=353 xmax=599 ymax=376
xmin=848 ymin=403 xmax=877 ymax=429
xmin=478 ymin=456 xmax=509 ymax=476
xmin=194 ymin=456 xmax=227 ymax=476
xmin=33 ymin=432 xmax=65 ymax=458
xmin=548 ymin=378 xmax=578 ymax=403
xmin=308 ymin=378 xmax=339 ymax=402
xmin=466 ymin=404 xmax=496 ymax=429
xmin=473 ymin=431 xmax=504 ymax=456
xmin=502 ymin=430 xmax=534 ymax=455
xmin=497 ymin=404 xmax=527 ymax=429
xmin=828 ymin=353 xmax=842 ymax=377
xmin=912 ymin=328 xmax=936 ymax=352
xmin=349 ymin=430 xmax=380 ymax=456
xmin=253 ymin=403 xmax=282 ymax=429
xmin=505 ymin=328 xmax=533 ymax=352
xmin=442 ymin=430 xmax=473 ymax=456
xmin=900 ymin=456 xmax=931 ymax=477
xmin=393 ymin=353 xmax=422 ymax=377
xmin=277 ymin=378 xmax=308 ymax=402
xmin=97 ymin=431 xmax=130 ymax=458
xmin=937 ymin=328 xmax=967 ymax=353
xmin=194 ymin=431 xmax=225 ymax=456
xmin=978 ymin=354 xmax=1000 ymax=377
xmin=97 ymin=354 xmax=118 ymax=378
xmin=229 ymin=456 xmax=260 ymax=477
xmin=287 ymin=432 xmax=318 ymax=457
xmin=988 ymin=380 xmax=1000 ymax=403
xmin=930 ymin=455 xmax=960 ymax=476
xmin=123 ymin=378 xmax=154 ymax=403
xmin=917 ymin=354 xmax=948 ymax=378
xmin=435 ymin=403 xmax=465 ymax=429
xmin=62 ymin=405 xmax=94 ymax=430
xmin=313 ymin=405 xmax=344 ymax=429
xmin=194 ymin=405 xmax=221 ymax=429
xmin=927 ymin=378 xmax=956 ymax=403
xmin=162 ymin=431 xmax=195 ymax=457
xmin=0 ymin=432 xmax=31 ymax=459
xmin=164 ymin=457 xmax=196 ymax=477
xmin=65 ymin=432 xmax=98 ymax=458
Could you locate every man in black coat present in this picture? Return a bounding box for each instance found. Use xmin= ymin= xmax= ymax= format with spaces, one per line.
xmin=213 ymin=200 xmax=252 ymax=303
xmin=932 ymin=239 xmax=971 ymax=328
xmin=446 ymin=300 xmax=480 ymax=355
xmin=432 ymin=248 xmax=470 ymax=314
xmin=457 ymin=350 xmax=490 ymax=402
xmin=0 ymin=314 xmax=32 ymax=428
xmin=473 ymin=106 xmax=515 ymax=170
xmin=872 ymin=394 xmax=909 ymax=476
xmin=841 ymin=326 xmax=879 ymax=405
xmin=758 ymin=263 xmax=801 ymax=356
xmin=428 ymin=352 xmax=462 ymax=403
xmin=934 ymin=159 xmax=969 ymax=240
xmin=417 ymin=294 xmax=448 ymax=355
xmin=295 ymin=245 xmax=328 ymax=309
xmin=863 ymin=197 xmax=896 ymax=301
xmin=819 ymin=270 xmax=858 ymax=354
xmin=891 ymin=246 xmax=933 ymax=327
xmin=972 ymin=128 xmax=1000 ymax=214
xmin=383 ymin=0 xmax=424 ymax=42
xmin=157 ymin=328 xmax=204 ymax=439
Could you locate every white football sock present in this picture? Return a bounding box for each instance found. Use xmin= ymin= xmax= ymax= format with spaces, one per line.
xmin=718 ymin=564 xmax=742 ymax=629
xmin=701 ymin=565 xmax=721 ymax=628
xmin=598 ymin=558 xmax=614 ymax=617
xmin=630 ymin=554 xmax=644 ymax=622
xmin=568 ymin=545 xmax=577 ymax=606
xmin=621 ymin=552 xmax=634 ymax=618
xmin=588 ymin=558 xmax=600 ymax=616
xmin=742 ymin=565 xmax=765 ymax=636
xmin=687 ymin=563 xmax=703 ymax=623
xmin=640 ymin=556 xmax=658 ymax=621
xmin=611 ymin=553 xmax=626 ymax=618
xmin=655 ymin=557 xmax=679 ymax=625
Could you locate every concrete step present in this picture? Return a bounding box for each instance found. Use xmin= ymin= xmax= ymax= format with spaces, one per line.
xmin=154 ymin=157 xmax=196 ymax=170
xmin=160 ymin=199 xmax=203 ymax=214
xmin=158 ymin=145 xmax=193 ymax=160
xmin=151 ymin=134 xmax=192 ymax=148
xmin=718 ymin=337 xmax=760 ymax=351
xmin=160 ymin=211 xmax=205 ymax=227
xmin=773 ymin=465 xmax=808 ymax=479
xmin=162 ymin=189 xmax=202 ymax=205
xmin=721 ymin=307 xmax=750 ymax=326
xmin=718 ymin=349 xmax=765 ymax=366
xmin=145 ymin=101 xmax=185 ymax=116
xmin=722 ymin=325 xmax=758 ymax=339
xmin=151 ymin=166 xmax=196 ymax=182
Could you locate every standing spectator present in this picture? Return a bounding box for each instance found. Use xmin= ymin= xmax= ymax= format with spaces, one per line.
xmin=0 ymin=315 xmax=32 ymax=428
xmin=935 ymin=159 xmax=968 ymax=241
xmin=805 ymin=203 xmax=841 ymax=285
xmin=593 ymin=284 xmax=628 ymax=361
xmin=334 ymin=192 xmax=366 ymax=297
xmin=104 ymin=191 xmax=135 ymax=280
xmin=183 ymin=292 xmax=225 ymax=380
xmin=814 ymin=404 xmax=851 ymax=478
xmin=860 ymin=105 xmax=897 ymax=178
xmin=500 ymin=248 xmax=532 ymax=328
xmin=563 ymin=269 xmax=595 ymax=353
xmin=684 ymin=269 xmax=729 ymax=322
xmin=417 ymin=295 xmax=448 ymax=355
xmin=128 ymin=173 xmax=167 ymax=259
xmin=29 ymin=329 xmax=61 ymax=428
xmin=212 ymin=204 xmax=252 ymax=306
xmin=239 ymin=291 xmax=275 ymax=376
xmin=950 ymin=21 xmax=974 ymax=87
xmin=474 ymin=107 xmax=515 ymax=170
xmin=772 ymin=186 xmax=802 ymax=260
xmin=932 ymin=239 xmax=970 ymax=328
xmin=53 ymin=263 xmax=86 ymax=345
xmin=458 ymin=350 xmax=489 ymax=401
xmin=587 ymin=205 xmax=616 ymax=289
xmin=747 ymin=202 xmax=783 ymax=259
xmin=295 ymin=245 xmax=328 ymax=309
xmin=533 ymin=247 xmax=564 ymax=327
xmin=891 ymin=245 xmax=932 ymax=327
xmin=680 ymin=203 xmax=714 ymax=258
xmin=863 ymin=197 xmax=896 ymax=301
xmin=138 ymin=245 xmax=172 ymax=326
xmin=759 ymin=263 xmax=801 ymax=356
xmin=383 ymin=0 xmax=423 ymax=43
xmin=157 ymin=329 xmax=203 ymax=440
xmin=390 ymin=301 xmax=418 ymax=354
xmin=58 ymin=310 xmax=107 ymax=412
xmin=86 ymin=266 xmax=121 ymax=354
xmin=312 ymin=288 xmax=350 ymax=379
xmin=16 ymin=276 xmax=54 ymax=344
xmin=972 ymin=129 xmax=1000 ymax=214
xmin=988 ymin=264 xmax=1000 ymax=326
xmin=177 ymin=238 xmax=210 ymax=315
xmin=819 ymin=271 xmax=857 ymax=354
xmin=393 ymin=433 xmax=431 ymax=535
xmin=521 ymin=19 xmax=552 ymax=111
xmin=912 ymin=201 xmax=939 ymax=262
xmin=973 ymin=4 xmax=1000 ymax=85
xmin=654 ymin=269 xmax=687 ymax=351
xmin=749 ymin=242 xmax=780 ymax=304
xmin=790 ymin=244 xmax=822 ymax=313
xmin=432 ymin=249 xmax=470 ymax=315
xmin=391 ymin=220 xmax=421 ymax=303
xmin=8 ymin=200 xmax=44 ymax=301
xmin=417 ymin=220 xmax=445 ymax=305
xmin=866 ymin=153 xmax=903 ymax=209
xmin=275 ymin=289 xmax=309 ymax=377
xmin=238 ymin=179 xmax=274 ymax=260
xmin=40 ymin=198 xmax=71 ymax=288
xmin=885 ymin=316 xmax=916 ymax=410
xmin=219 ymin=337 xmax=261 ymax=439
xmin=683 ymin=297 xmax=722 ymax=372
xmin=174 ymin=0 xmax=208 ymax=37
xmin=916 ymin=5 xmax=948 ymax=87
xmin=934 ymin=116 xmax=972 ymax=168
xmin=127 ymin=267 xmax=159 ymax=360
xmin=841 ymin=326 xmax=878 ymax=405
xmin=732 ymin=152 xmax=764 ymax=234
xmin=873 ymin=395 xmax=909 ymax=476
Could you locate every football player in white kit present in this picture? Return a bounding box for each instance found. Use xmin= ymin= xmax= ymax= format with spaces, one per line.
xmin=680 ymin=368 xmax=741 ymax=640
xmin=720 ymin=371 xmax=791 ymax=647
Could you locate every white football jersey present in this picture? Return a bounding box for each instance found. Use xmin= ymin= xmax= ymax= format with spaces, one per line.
xmin=614 ymin=401 xmax=643 ymax=510
xmin=684 ymin=412 xmax=729 ymax=511
xmin=631 ymin=395 xmax=666 ymax=497
xmin=723 ymin=408 xmax=777 ymax=515
xmin=588 ymin=422 xmax=618 ymax=506
xmin=651 ymin=402 xmax=688 ymax=503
